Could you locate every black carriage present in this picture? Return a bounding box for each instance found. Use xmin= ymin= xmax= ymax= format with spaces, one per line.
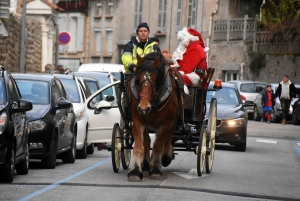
xmin=110 ymin=67 xmax=220 ymax=176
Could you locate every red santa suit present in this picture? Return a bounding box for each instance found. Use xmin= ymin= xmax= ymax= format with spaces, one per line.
xmin=171 ymin=28 xmax=209 ymax=93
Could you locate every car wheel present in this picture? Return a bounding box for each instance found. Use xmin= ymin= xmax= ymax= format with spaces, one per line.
xmin=87 ymin=143 xmax=94 ymax=154
xmin=292 ymin=110 xmax=300 ymax=125
xmin=41 ymin=137 xmax=57 ymax=169
xmin=0 ymin=146 xmax=15 ymax=182
xmin=235 ymin=138 xmax=247 ymax=152
xmin=253 ymin=106 xmax=260 ymax=121
xmin=15 ymin=143 xmax=29 ymax=175
xmin=62 ymin=135 xmax=76 ymax=163
xmin=76 ymin=138 xmax=87 ymax=159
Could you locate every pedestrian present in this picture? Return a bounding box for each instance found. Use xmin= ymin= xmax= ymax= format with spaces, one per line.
xmin=170 ymin=27 xmax=209 ymax=93
xmin=274 ymin=75 xmax=297 ymax=125
xmin=64 ymin=68 xmax=72 ymax=74
xmin=42 ymin=64 xmax=53 ymax=74
xmin=55 ymin=65 xmax=65 ymax=74
xmin=121 ymin=22 xmax=161 ymax=73
xmin=261 ymin=84 xmax=275 ymax=124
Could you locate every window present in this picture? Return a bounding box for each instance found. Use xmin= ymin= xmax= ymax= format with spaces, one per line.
xmin=8 ymin=77 xmax=19 ymax=104
xmin=95 ymin=29 xmax=102 ymax=54
xmin=96 ymin=3 xmax=102 ymax=16
xmin=223 ymin=71 xmax=239 ymax=82
xmin=176 ymin=0 xmax=182 ymax=31
xmin=158 ymin=0 xmax=167 ymax=32
xmin=187 ymin=0 xmax=196 ymax=28
xmin=134 ymin=0 xmax=143 ymax=30
xmin=107 ymin=0 xmax=114 ymax=15
xmin=106 ymin=30 xmax=113 ymax=54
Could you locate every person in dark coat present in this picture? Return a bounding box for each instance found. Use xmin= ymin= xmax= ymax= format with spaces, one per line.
xmin=274 ymin=75 xmax=296 ymax=125
xmin=261 ymin=85 xmax=275 ymax=123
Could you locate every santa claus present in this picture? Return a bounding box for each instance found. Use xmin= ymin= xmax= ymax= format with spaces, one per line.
xmin=171 ymin=27 xmax=209 ymax=93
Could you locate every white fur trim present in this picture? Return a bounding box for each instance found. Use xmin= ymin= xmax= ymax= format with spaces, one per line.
xmin=184 ymin=85 xmax=189 ymax=95
xmin=179 ymin=71 xmax=184 ymax=75
xmin=186 ymin=72 xmax=200 ymax=85
xmin=204 ymin=47 xmax=209 ymax=52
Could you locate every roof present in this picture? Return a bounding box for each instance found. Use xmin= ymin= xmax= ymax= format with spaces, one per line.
xmin=73 ymin=72 xmax=111 ymax=78
xmin=54 ymin=74 xmax=74 ymax=80
xmin=12 ymin=73 xmax=54 ymax=82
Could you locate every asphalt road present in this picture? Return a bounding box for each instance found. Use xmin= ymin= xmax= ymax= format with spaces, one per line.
xmin=1 ymin=121 xmax=300 ymax=201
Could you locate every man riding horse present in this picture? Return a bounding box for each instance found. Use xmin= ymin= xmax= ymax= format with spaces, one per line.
xmin=122 ymin=22 xmax=161 ymax=73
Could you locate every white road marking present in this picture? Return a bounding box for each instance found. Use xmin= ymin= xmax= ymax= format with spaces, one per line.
xmin=256 ymin=139 xmax=277 ymax=144
xmin=297 ymin=142 xmax=300 ymax=147
xmin=172 ymin=169 xmax=208 ymax=179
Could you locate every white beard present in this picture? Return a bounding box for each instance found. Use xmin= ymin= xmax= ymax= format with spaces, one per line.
xmin=171 ymin=39 xmax=188 ymax=68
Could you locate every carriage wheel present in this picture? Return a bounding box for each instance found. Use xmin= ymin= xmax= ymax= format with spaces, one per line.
xmin=112 ymin=123 xmax=121 ymax=173
xmin=120 ymin=119 xmax=131 ymax=170
xmin=197 ymin=125 xmax=207 ymax=176
xmin=205 ymin=98 xmax=217 ymax=173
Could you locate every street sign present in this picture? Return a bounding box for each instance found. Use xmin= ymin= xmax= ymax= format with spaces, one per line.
xmin=58 ymin=31 xmax=71 ymax=45
xmin=0 ymin=0 xmax=10 ymax=18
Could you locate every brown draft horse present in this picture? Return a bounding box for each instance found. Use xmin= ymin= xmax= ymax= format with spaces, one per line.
xmin=127 ymin=52 xmax=181 ymax=182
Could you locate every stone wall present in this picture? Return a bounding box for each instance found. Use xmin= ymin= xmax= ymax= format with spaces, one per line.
xmin=209 ymin=40 xmax=300 ymax=84
xmin=0 ymin=15 xmax=42 ymax=73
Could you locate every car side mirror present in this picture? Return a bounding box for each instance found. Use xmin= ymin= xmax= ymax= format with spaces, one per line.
xmin=94 ymin=100 xmax=112 ymax=114
xmin=56 ymin=99 xmax=72 ymax=109
xmin=13 ymin=99 xmax=33 ymax=113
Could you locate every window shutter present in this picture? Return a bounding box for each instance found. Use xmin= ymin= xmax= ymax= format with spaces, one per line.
xmin=76 ymin=16 xmax=84 ymax=52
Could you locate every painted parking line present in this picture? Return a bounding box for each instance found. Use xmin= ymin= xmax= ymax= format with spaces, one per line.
xmin=295 ymin=142 xmax=300 ymax=158
xmin=256 ymin=139 xmax=277 ymax=144
xmin=19 ymin=157 xmax=111 ymax=201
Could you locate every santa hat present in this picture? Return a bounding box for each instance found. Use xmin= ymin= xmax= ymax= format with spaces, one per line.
xmin=171 ymin=27 xmax=208 ymax=68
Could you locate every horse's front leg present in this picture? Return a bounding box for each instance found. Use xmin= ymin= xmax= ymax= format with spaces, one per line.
xmin=128 ymin=121 xmax=144 ymax=182
xmin=142 ymin=130 xmax=151 ymax=177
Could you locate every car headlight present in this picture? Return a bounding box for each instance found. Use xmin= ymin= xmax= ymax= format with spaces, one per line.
xmin=224 ymin=118 xmax=245 ymax=126
xmin=30 ymin=119 xmax=47 ymax=131
xmin=76 ymin=110 xmax=85 ymax=121
xmin=0 ymin=113 xmax=7 ymax=135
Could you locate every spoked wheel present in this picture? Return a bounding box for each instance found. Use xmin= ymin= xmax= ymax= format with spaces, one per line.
xmin=205 ymin=98 xmax=217 ymax=173
xmin=120 ymin=119 xmax=131 ymax=170
xmin=197 ymin=124 xmax=207 ymax=176
xmin=111 ymin=123 xmax=122 ymax=173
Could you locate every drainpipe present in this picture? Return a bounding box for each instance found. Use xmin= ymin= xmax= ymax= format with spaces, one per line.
xmin=207 ymin=0 xmax=219 ymax=59
xmin=52 ymin=16 xmax=59 ymax=70
xmin=240 ymin=63 xmax=245 ymax=80
xmin=259 ymin=0 xmax=266 ymax=21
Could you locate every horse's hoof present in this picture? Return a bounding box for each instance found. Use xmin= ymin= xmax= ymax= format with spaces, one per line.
xmin=161 ymin=154 xmax=173 ymax=167
xmin=128 ymin=169 xmax=143 ymax=182
xmin=128 ymin=176 xmax=142 ymax=182
xmin=149 ymin=167 xmax=162 ymax=180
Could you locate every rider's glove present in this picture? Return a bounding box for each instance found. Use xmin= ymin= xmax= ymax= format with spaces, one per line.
xmin=128 ymin=63 xmax=137 ymax=73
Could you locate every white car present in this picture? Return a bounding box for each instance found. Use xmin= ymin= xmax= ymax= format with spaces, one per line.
xmin=55 ymin=74 xmax=91 ymax=158
xmin=77 ymin=63 xmax=124 ymax=80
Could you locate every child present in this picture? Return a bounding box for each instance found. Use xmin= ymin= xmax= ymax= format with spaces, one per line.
xmin=261 ymin=85 xmax=275 ymax=123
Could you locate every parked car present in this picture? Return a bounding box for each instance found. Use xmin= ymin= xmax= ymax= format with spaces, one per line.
xmin=228 ymin=80 xmax=268 ymax=119
xmin=77 ymin=76 xmax=101 ymax=98
xmin=55 ymin=74 xmax=93 ymax=158
xmin=77 ymin=63 xmax=124 ymax=80
xmin=292 ymin=88 xmax=300 ymax=125
xmin=206 ymin=82 xmax=254 ymax=151
xmin=253 ymin=83 xmax=300 ymax=122
xmin=12 ymin=74 xmax=76 ymax=169
xmin=0 ymin=67 xmax=33 ymax=182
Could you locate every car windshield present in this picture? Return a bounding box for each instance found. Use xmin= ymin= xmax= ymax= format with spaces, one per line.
xmin=0 ymin=78 xmax=7 ymax=104
xmin=59 ymin=79 xmax=80 ymax=103
xmin=206 ymin=87 xmax=239 ymax=105
xmin=240 ymin=83 xmax=267 ymax=93
xmin=16 ymin=80 xmax=49 ymax=105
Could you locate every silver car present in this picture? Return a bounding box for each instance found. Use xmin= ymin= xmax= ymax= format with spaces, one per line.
xmin=227 ymin=80 xmax=268 ymax=119
xmin=253 ymin=83 xmax=300 ymax=122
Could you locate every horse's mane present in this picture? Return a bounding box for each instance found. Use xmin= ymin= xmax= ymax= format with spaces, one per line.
xmin=136 ymin=52 xmax=166 ymax=90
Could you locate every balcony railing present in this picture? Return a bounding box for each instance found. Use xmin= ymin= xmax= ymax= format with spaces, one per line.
xmin=213 ymin=16 xmax=255 ymax=41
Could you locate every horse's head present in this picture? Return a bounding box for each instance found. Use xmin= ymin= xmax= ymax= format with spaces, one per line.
xmin=135 ymin=52 xmax=165 ymax=115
